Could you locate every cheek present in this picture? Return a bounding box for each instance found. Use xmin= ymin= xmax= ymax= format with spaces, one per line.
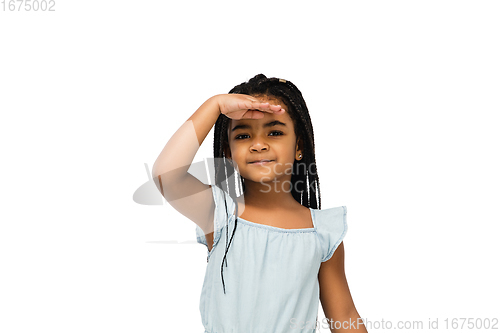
xmin=279 ymin=142 xmax=298 ymax=160
xmin=229 ymin=144 xmax=245 ymax=160
xmin=227 ymin=140 xmax=239 ymax=156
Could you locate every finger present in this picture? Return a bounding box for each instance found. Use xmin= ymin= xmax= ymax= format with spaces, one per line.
xmin=268 ymin=104 xmax=283 ymax=112
xmin=242 ymin=110 xmax=264 ymax=119
xmin=253 ymin=102 xmax=280 ymax=113
xmin=241 ymin=101 xmax=272 ymax=112
xmin=244 ymin=97 xmax=282 ymax=113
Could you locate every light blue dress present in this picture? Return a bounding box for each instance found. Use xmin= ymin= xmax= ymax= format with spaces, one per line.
xmin=195 ymin=185 xmax=348 ymax=333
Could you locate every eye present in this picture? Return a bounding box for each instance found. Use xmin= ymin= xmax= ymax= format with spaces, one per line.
xmin=235 ymin=134 xmax=250 ymax=140
xmin=269 ymin=130 xmax=284 ymax=136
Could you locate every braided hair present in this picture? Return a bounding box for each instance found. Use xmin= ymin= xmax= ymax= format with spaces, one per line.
xmin=212 ymin=74 xmax=321 ymax=294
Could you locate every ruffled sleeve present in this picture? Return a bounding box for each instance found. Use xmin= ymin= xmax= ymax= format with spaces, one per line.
xmin=195 ymin=185 xmax=235 ymax=255
xmin=314 ymin=206 xmax=348 ymax=262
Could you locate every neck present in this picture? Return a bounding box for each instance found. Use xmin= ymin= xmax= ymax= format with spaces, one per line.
xmin=241 ymin=178 xmax=298 ymax=209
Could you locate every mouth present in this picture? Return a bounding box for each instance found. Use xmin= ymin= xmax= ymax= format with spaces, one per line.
xmin=248 ymin=159 xmax=275 ymax=165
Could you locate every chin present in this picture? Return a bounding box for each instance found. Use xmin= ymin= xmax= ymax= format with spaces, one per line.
xmin=239 ymin=172 xmax=275 ymax=184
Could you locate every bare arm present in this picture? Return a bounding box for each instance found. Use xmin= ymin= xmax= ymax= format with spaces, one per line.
xmin=152 ymin=96 xmax=223 ymax=249
xmin=318 ymin=242 xmax=368 ymax=332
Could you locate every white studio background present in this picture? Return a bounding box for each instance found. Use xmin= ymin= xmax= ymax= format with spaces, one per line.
xmin=1 ymin=1 xmax=499 ymax=332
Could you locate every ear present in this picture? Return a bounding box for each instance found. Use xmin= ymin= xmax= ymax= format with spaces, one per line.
xmin=295 ymin=137 xmax=303 ymax=160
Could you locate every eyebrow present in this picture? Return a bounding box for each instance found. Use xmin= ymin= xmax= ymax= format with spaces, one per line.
xmin=231 ymin=120 xmax=287 ymax=132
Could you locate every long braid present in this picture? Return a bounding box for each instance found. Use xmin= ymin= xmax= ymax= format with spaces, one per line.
xmin=212 ymin=74 xmax=321 ymax=294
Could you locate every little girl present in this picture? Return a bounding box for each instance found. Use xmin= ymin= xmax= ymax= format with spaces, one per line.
xmin=152 ymin=74 xmax=367 ymax=333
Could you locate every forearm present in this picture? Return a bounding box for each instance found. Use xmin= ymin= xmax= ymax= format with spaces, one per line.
xmin=152 ymin=95 xmax=222 ymax=181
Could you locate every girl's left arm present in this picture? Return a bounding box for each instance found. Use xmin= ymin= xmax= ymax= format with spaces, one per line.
xmin=318 ymin=241 xmax=368 ymax=333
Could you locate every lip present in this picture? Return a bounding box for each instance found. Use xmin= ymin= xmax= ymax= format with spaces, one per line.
xmin=248 ymin=159 xmax=275 ymax=165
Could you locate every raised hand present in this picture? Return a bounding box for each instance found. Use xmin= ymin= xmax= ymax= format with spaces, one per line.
xmin=216 ymin=94 xmax=285 ymax=120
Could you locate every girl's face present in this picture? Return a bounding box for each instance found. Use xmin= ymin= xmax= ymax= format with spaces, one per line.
xmin=225 ymin=95 xmax=302 ymax=185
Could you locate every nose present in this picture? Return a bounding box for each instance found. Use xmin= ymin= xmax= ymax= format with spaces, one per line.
xmin=250 ymin=138 xmax=269 ymax=153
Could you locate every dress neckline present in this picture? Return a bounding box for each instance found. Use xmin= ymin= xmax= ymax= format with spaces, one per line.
xmin=234 ymin=207 xmax=317 ymax=233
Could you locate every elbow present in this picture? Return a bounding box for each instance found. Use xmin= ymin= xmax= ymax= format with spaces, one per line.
xmin=151 ymin=161 xmax=162 ymax=179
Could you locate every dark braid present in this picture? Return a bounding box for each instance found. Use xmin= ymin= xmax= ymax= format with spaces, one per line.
xmin=212 ymin=74 xmax=321 ymax=294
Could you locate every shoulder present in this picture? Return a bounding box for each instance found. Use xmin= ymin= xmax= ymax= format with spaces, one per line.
xmin=312 ymin=206 xmax=347 ymax=232
xmin=312 ymin=206 xmax=348 ymax=262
